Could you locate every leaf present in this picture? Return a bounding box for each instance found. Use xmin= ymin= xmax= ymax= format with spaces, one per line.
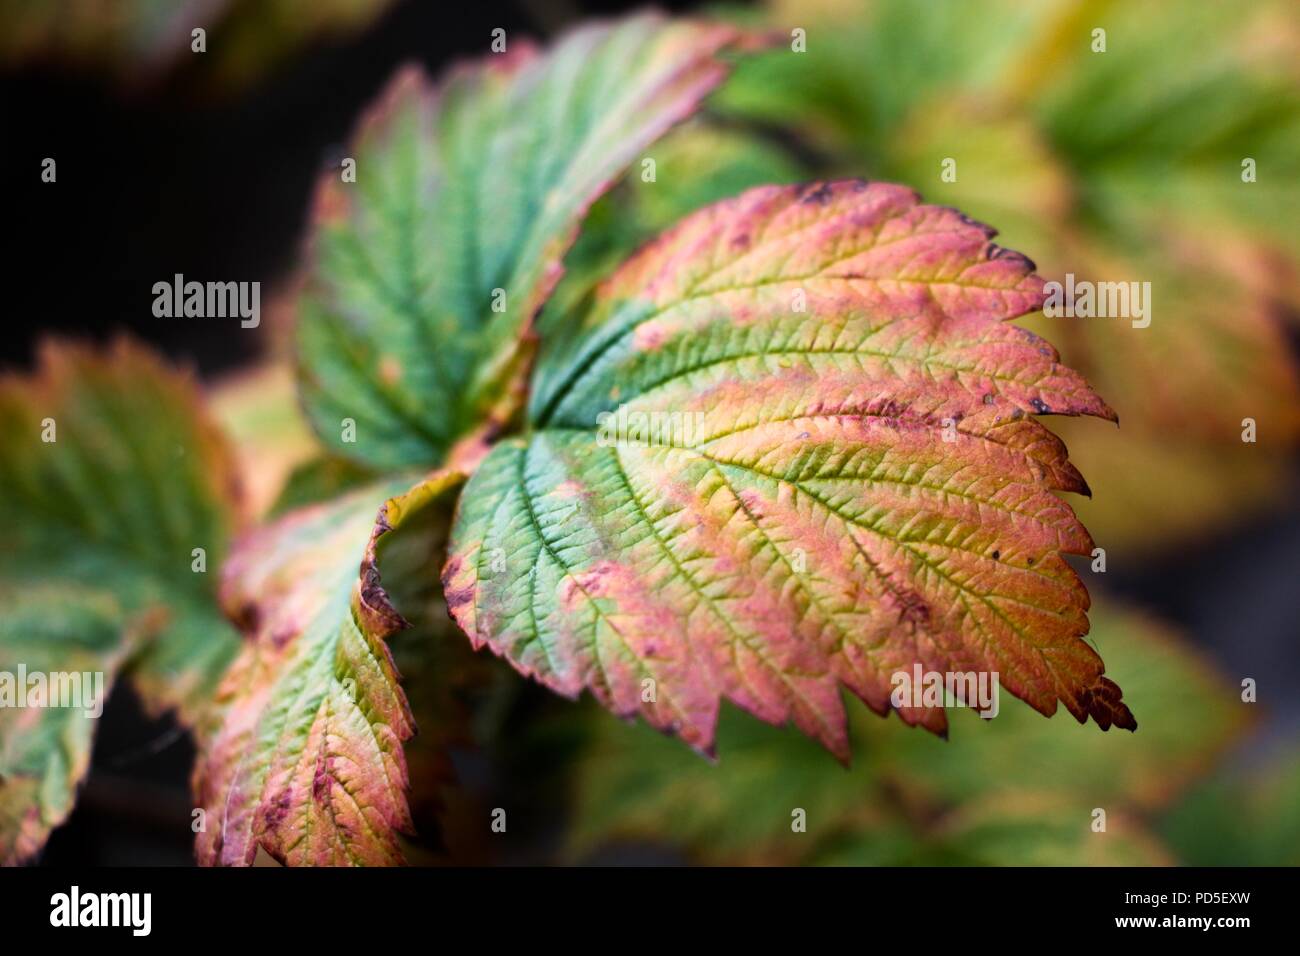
xmin=1162 ymin=745 xmax=1300 ymax=866
xmin=562 ymin=599 xmax=1241 ymax=865
xmin=0 ymin=339 xmax=243 ymax=723
xmin=296 ymin=13 xmax=748 ymax=471
xmin=444 ymin=179 xmax=1127 ymax=760
xmin=195 ymin=470 xmax=464 ymax=865
xmin=813 ymin=793 xmax=1171 ymax=867
xmin=0 ymin=588 xmax=137 ymax=865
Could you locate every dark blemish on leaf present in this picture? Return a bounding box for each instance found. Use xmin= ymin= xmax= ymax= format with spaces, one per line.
xmin=233 ymin=601 xmax=261 ymax=634
xmin=982 ymin=393 xmax=995 ymax=405
xmin=312 ymin=755 xmax=332 ymax=805
xmin=263 ymin=788 xmax=292 ymax=830
xmin=895 ymin=590 xmax=931 ymax=629
xmin=992 ymin=550 xmax=1000 ymax=560
xmin=935 ymin=205 xmax=996 ymax=238
xmin=1029 ymin=397 xmax=1051 ymax=414
xmin=270 ymin=622 xmax=298 ymax=650
xmin=441 ymin=556 xmax=476 ymax=613
xmin=1026 ymin=557 xmax=1035 ymax=566
xmin=984 ymin=244 xmax=1037 ymax=271
xmin=799 ymin=181 xmax=834 ymax=205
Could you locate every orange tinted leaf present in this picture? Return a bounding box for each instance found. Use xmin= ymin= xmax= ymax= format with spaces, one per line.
xmin=446 ymin=181 xmax=1128 ymax=759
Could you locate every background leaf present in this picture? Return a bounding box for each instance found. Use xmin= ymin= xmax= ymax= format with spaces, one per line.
xmin=564 ymin=598 xmax=1243 ymax=865
xmin=0 ymin=339 xmax=243 ymax=723
xmin=0 ymin=339 xmax=244 ymax=862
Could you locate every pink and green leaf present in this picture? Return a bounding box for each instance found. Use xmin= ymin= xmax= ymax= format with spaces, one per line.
xmin=446 ymin=180 xmax=1128 ymax=760
xmin=195 ymin=469 xmax=464 ymax=865
xmin=296 ymin=13 xmax=750 ymax=470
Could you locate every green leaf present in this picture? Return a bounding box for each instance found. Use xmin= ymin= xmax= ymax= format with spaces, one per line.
xmin=296 ymin=13 xmax=748 ymax=471
xmin=1162 ymin=745 xmax=1300 ymax=866
xmin=195 ymin=470 xmax=464 ymax=865
xmin=0 ymin=340 xmax=244 ymax=861
xmin=0 ymin=339 xmax=243 ymax=722
xmin=445 ymin=180 xmax=1126 ymax=760
xmin=813 ymin=792 xmax=1170 ymax=866
xmin=563 ymin=599 xmax=1241 ymax=864
xmin=0 ymin=587 xmax=137 ymax=865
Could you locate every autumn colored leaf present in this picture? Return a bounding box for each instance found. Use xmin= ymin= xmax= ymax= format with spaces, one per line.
xmin=296 ymin=13 xmax=748 ymax=471
xmin=563 ymin=599 xmax=1241 ymax=865
xmin=195 ymin=470 xmax=464 ymax=866
xmin=444 ymin=179 xmax=1129 ymax=760
xmin=0 ymin=339 xmax=243 ymax=723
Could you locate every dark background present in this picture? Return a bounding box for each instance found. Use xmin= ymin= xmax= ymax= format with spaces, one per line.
xmin=2 ymin=0 xmax=1297 ymax=865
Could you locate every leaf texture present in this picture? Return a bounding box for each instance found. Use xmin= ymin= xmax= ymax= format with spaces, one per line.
xmin=445 ymin=180 xmax=1130 ymax=759
xmin=296 ymin=13 xmax=747 ymax=470
xmin=195 ymin=471 xmax=463 ymax=865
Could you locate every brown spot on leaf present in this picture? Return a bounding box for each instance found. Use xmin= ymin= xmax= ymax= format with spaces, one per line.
xmin=798 ymin=181 xmax=834 ymax=205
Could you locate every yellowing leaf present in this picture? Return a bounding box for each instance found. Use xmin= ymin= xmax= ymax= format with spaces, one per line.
xmin=445 ymin=180 xmax=1127 ymax=760
xmin=296 ymin=14 xmax=748 ymax=470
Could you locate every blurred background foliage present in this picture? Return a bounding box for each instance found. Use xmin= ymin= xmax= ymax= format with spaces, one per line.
xmin=0 ymin=0 xmax=397 ymax=92
xmin=3 ymin=0 xmax=1297 ymax=865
